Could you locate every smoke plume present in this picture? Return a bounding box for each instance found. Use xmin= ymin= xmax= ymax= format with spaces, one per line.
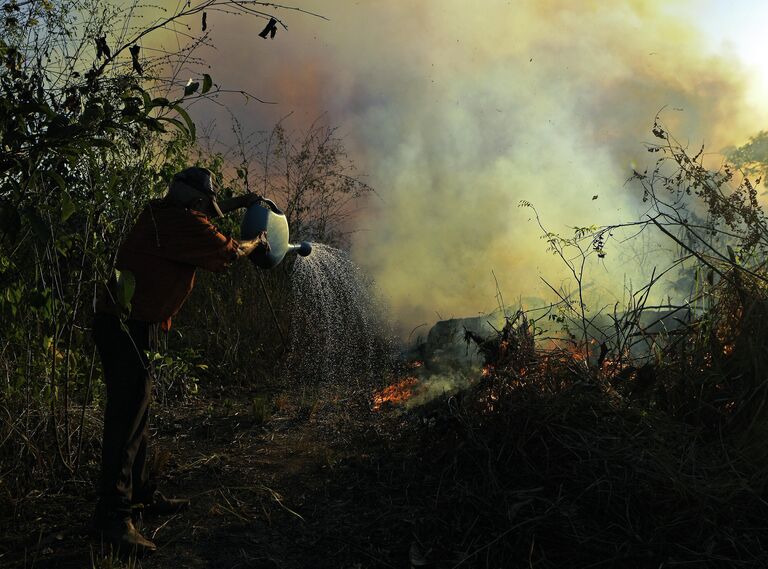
xmin=151 ymin=1 xmax=761 ymax=332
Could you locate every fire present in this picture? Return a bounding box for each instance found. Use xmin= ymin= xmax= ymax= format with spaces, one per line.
xmin=479 ymin=389 xmax=500 ymax=413
xmin=372 ymin=377 xmax=418 ymax=411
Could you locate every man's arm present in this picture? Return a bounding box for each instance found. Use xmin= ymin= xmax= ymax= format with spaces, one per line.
xmin=218 ymin=193 xmax=263 ymax=215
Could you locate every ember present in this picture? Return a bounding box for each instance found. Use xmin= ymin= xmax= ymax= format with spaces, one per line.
xmin=372 ymin=377 xmax=419 ymax=411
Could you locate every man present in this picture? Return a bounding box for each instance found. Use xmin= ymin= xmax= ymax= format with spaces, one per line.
xmin=91 ymin=167 xmax=268 ymax=555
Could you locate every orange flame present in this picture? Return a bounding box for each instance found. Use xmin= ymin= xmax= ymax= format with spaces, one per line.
xmin=372 ymin=377 xmax=419 ymax=411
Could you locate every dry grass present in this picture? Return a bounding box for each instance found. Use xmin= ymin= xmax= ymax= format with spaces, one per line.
xmin=358 ymin=292 xmax=768 ymax=568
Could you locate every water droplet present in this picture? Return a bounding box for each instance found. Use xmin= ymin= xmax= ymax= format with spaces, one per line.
xmin=284 ymin=244 xmax=397 ymax=389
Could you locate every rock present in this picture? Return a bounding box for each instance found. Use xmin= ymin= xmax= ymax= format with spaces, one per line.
xmin=414 ymin=312 xmax=504 ymax=370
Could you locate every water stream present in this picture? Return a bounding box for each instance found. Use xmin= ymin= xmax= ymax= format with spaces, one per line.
xmin=284 ymin=243 xmax=397 ymax=389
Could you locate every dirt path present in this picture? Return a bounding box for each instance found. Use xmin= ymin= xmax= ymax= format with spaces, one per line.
xmin=3 ymin=390 xmax=411 ymax=569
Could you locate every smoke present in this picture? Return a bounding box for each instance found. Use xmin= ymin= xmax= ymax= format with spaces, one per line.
xmin=405 ymin=371 xmax=474 ymax=409
xmin=150 ymin=1 xmax=760 ymax=332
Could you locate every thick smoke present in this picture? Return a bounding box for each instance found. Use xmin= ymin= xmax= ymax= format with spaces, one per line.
xmin=152 ymin=1 xmax=760 ymax=332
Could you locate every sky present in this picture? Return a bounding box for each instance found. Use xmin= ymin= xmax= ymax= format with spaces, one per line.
xmin=687 ymin=0 xmax=768 ymax=111
xmin=145 ymin=0 xmax=768 ymax=332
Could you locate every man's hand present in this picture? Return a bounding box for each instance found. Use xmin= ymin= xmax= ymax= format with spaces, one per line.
xmin=237 ymin=231 xmax=270 ymax=258
xmin=239 ymin=193 xmax=264 ymax=208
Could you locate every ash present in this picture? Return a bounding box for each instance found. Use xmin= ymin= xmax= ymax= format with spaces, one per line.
xmin=285 ymin=243 xmax=398 ymax=389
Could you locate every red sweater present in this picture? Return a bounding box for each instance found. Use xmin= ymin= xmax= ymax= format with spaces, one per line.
xmin=108 ymin=200 xmax=239 ymax=329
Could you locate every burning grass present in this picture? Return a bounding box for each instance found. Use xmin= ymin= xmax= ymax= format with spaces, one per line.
xmin=371 ymin=377 xmax=419 ymax=411
xmin=361 ymin=296 xmax=768 ymax=567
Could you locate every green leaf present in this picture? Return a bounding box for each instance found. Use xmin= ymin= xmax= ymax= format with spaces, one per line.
xmin=60 ymin=192 xmax=75 ymax=222
xmin=157 ymin=116 xmax=187 ymax=134
xmin=55 ymin=233 xmax=74 ymax=256
xmin=172 ymin=104 xmax=196 ymax=141
xmin=6 ymin=285 xmax=22 ymax=305
xmin=115 ymin=269 xmax=136 ymax=313
xmin=142 ymin=117 xmax=166 ymax=133
xmin=150 ymin=97 xmax=170 ymax=108
xmin=202 ymin=73 xmax=212 ymax=94
xmin=184 ymin=80 xmax=199 ymax=96
xmin=106 ymin=173 xmax=119 ymax=195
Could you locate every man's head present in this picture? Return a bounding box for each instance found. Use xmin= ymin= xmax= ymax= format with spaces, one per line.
xmin=166 ymin=167 xmax=224 ymax=218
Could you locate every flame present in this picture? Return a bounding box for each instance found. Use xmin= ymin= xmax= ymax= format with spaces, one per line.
xmin=372 ymin=377 xmax=419 ymax=411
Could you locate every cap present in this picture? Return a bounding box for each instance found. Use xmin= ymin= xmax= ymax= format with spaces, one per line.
xmin=174 ymin=167 xmax=215 ymax=195
xmin=171 ymin=167 xmax=223 ymax=217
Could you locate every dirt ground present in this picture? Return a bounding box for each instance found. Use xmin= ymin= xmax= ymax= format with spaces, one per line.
xmin=1 ymin=386 xmax=413 ymax=569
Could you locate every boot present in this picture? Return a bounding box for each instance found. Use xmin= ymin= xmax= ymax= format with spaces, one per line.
xmin=91 ymin=516 xmax=157 ymax=556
